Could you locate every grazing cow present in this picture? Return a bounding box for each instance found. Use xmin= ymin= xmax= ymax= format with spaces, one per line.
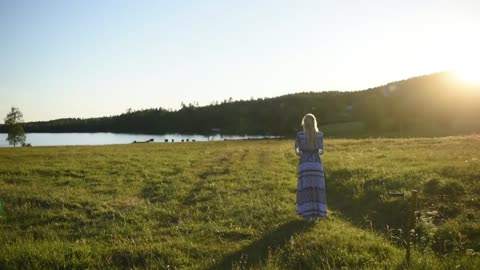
xmin=133 ymin=139 xmax=154 ymax=144
xmin=164 ymin=139 xmax=168 ymax=142
xmin=192 ymin=139 xmax=196 ymax=142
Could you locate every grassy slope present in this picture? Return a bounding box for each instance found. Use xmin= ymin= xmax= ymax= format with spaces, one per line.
xmin=0 ymin=137 xmax=479 ymax=269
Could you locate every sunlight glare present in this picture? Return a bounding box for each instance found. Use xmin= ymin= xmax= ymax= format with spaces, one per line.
xmin=454 ymin=66 xmax=480 ymax=86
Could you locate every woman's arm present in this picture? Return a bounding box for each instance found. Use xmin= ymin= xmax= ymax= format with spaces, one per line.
xmin=318 ymin=133 xmax=324 ymax=155
xmin=296 ymin=147 xmax=302 ymax=156
xmin=295 ymin=134 xmax=302 ymax=156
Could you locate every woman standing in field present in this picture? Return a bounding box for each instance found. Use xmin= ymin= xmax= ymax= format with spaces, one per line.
xmin=295 ymin=113 xmax=327 ymax=219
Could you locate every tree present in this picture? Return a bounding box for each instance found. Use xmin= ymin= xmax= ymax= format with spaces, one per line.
xmin=4 ymin=107 xmax=26 ymax=147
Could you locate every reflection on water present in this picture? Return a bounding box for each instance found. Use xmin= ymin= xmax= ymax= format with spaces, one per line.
xmin=0 ymin=133 xmax=278 ymax=147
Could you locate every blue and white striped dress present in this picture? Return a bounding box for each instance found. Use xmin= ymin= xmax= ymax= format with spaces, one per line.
xmin=295 ymin=131 xmax=327 ymax=219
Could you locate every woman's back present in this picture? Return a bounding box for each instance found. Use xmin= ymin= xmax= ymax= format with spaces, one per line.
xmin=295 ymin=131 xmax=324 ymax=163
xmin=296 ymin=131 xmax=323 ymax=150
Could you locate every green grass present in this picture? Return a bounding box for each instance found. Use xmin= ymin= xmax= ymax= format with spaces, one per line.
xmin=1 ymin=137 xmax=480 ymax=269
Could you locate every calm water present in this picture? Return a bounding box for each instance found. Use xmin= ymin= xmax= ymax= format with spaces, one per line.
xmin=0 ymin=133 xmax=277 ymax=147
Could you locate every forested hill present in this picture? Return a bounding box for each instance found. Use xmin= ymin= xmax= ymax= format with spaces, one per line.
xmin=3 ymin=72 xmax=480 ymax=137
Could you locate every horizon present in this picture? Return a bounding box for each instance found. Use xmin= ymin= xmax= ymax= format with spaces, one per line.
xmin=1 ymin=0 xmax=479 ymax=122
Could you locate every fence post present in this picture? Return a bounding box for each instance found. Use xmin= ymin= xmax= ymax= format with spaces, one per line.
xmin=405 ymin=189 xmax=418 ymax=268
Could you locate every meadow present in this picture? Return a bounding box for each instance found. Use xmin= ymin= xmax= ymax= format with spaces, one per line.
xmin=0 ymin=137 xmax=479 ymax=269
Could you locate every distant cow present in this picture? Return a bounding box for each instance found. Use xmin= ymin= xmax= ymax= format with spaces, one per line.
xmin=133 ymin=138 xmax=154 ymax=144
xmin=181 ymin=139 xmax=184 ymax=142
xmin=192 ymin=139 xmax=196 ymax=142
xmin=164 ymin=139 xmax=168 ymax=142
xmin=186 ymin=139 xmax=189 ymax=142
xmin=171 ymin=139 xmax=174 ymax=142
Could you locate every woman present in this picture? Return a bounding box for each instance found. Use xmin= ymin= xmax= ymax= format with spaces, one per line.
xmin=295 ymin=113 xmax=327 ymax=219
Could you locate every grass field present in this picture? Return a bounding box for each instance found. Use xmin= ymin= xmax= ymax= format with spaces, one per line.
xmin=1 ymin=137 xmax=479 ymax=269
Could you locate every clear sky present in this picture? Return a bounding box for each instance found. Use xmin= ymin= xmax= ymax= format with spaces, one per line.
xmin=1 ymin=0 xmax=479 ymax=121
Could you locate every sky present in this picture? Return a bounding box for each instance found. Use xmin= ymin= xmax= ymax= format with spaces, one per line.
xmin=1 ymin=0 xmax=479 ymax=122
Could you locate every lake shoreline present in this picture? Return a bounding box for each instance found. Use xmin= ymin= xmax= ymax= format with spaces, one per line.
xmin=0 ymin=132 xmax=281 ymax=147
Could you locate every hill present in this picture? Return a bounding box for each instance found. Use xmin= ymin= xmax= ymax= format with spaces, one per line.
xmin=1 ymin=71 xmax=479 ymax=137
xmin=1 ymin=138 xmax=479 ymax=269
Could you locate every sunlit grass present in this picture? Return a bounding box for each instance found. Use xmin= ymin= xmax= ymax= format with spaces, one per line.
xmin=1 ymin=137 xmax=479 ymax=269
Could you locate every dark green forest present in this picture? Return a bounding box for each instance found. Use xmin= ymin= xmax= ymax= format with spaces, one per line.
xmin=2 ymin=72 xmax=479 ymax=137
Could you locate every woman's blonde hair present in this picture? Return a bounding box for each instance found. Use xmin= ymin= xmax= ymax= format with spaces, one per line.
xmin=302 ymin=113 xmax=319 ymax=150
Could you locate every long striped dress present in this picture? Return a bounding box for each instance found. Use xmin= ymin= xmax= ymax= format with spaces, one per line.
xmin=295 ymin=131 xmax=327 ymax=219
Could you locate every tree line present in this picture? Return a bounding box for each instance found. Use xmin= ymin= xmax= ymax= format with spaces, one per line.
xmin=2 ymin=72 xmax=479 ymax=138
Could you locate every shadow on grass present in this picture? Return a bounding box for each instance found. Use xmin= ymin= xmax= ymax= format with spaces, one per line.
xmin=325 ymin=168 xmax=409 ymax=230
xmin=207 ymin=219 xmax=315 ymax=270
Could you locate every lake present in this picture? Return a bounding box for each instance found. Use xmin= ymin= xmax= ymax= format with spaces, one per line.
xmin=0 ymin=133 xmax=278 ymax=147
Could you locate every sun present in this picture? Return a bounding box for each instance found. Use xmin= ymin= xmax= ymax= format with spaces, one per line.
xmin=454 ymin=67 xmax=480 ymax=86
